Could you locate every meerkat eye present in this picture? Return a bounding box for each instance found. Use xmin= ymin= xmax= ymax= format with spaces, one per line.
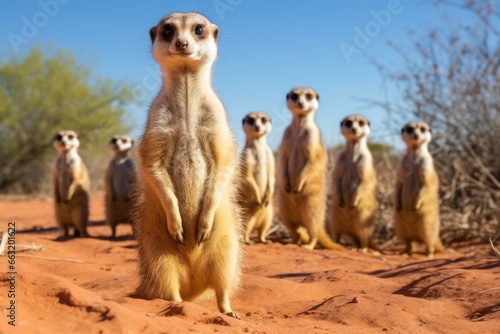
xmin=67 ymin=134 xmax=74 ymax=140
xmin=163 ymin=24 xmax=174 ymax=40
xmin=406 ymin=126 xmax=414 ymax=134
xmin=420 ymin=127 xmax=426 ymax=133
xmin=345 ymin=120 xmax=353 ymax=128
xmin=110 ymin=138 xmax=117 ymax=144
xmin=305 ymin=93 xmax=313 ymax=101
xmin=194 ymin=24 xmax=204 ymax=37
xmin=247 ymin=117 xmax=255 ymax=126
xmin=261 ymin=117 xmax=267 ymax=124
xmin=290 ymin=93 xmax=299 ymax=102
xmin=358 ymin=120 xmax=365 ymax=126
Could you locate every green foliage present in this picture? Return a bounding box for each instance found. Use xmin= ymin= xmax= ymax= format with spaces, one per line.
xmin=0 ymin=47 xmax=135 ymax=193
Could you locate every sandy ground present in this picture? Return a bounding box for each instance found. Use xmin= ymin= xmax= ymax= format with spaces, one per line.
xmin=0 ymin=195 xmax=499 ymax=334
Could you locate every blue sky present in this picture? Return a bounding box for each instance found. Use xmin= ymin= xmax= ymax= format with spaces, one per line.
xmin=1 ymin=0 xmax=473 ymax=150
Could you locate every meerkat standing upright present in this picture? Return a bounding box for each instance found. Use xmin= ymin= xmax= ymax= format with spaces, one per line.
xmin=395 ymin=121 xmax=443 ymax=258
xmin=330 ymin=115 xmax=380 ymax=252
xmin=52 ymin=130 xmax=90 ymax=237
xmin=278 ymin=87 xmax=344 ymax=250
xmin=239 ymin=112 xmax=275 ymax=244
xmin=105 ymin=135 xmax=136 ymax=238
xmin=133 ymin=13 xmax=242 ymax=319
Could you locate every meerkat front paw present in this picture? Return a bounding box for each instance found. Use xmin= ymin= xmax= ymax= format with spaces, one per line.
xmin=293 ymin=178 xmax=306 ymax=193
xmin=166 ymin=212 xmax=184 ymax=244
xmin=196 ymin=208 xmax=215 ymax=245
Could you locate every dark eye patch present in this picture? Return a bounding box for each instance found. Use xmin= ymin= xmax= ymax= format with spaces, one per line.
xmin=110 ymin=138 xmax=117 ymax=144
xmin=305 ymin=93 xmax=313 ymax=101
xmin=420 ymin=127 xmax=426 ymax=133
xmin=194 ymin=24 xmax=204 ymax=37
xmin=162 ymin=24 xmax=174 ymax=41
xmin=55 ymin=134 xmax=63 ymax=141
xmin=405 ymin=126 xmax=414 ymax=134
xmin=344 ymin=120 xmax=353 ymax=128
xmin=261 ymin=117 xmax=267 ymax=124
xmin=358 ymin=120 xmax=365 ymax=126
xmin=246 ymin=117 xmax=255 ymax=126
xmin=67 ymin=134 xmax=74 ymax=140
xmin=290 ymin=93 xmax=299 ymax=102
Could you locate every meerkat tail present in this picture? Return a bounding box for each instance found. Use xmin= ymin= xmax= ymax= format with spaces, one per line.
xmin=318 ymin=228 xmax=345 ymax=251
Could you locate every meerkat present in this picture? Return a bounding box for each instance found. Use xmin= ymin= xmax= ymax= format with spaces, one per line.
xmin=395 ymin=121 xmax=443 ymax=258
xmin=239 ymin=112 xmax=275 ymax=244
xmin=105 ymin=135 xmax=136 ymax=238
xmin=330 ymin=115 xmax=380 ymax=252
xmin=278 ymin=87 xmax=344 ymax=251
xmin=52 ymin=130 xmax=90 ymax=237
xmin=132 ymin=13 xmax=242 ymax=319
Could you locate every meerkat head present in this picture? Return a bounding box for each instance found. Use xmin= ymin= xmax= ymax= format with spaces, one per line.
xmin=341 ymin=115 xmax=371 ymax=141
xmin=109 ymin=135 xmax=134 ymax=153
xmin=242 ymin=112 xmax=272 ymax=139
xmin=401 ymin=121 xmax=432 ymax=148
xmin=286 ymin=87 xmax=319 ymax=117
xmin=150 ymin=12 xmax=219 ymax=69
xmin=53 ymin=130 xmax=79 ymax=153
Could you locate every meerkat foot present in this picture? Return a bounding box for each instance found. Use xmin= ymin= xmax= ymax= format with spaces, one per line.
xmin=223 ymin=311 xmax=241 ymax=320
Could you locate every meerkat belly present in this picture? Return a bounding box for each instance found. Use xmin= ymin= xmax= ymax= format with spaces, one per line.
xmin=113 ymin=165 xmax=131 ymax=199
xmin=170 ymin=134 xmax=208 ymax=219
xmin=401 ymin=172 xmax=422 ymax=212
xmin=288 ymin=144 xmax=306 ymax=182
xmin=253 ymin=151 xmax=268 ymax=195
xmin=340 ymin=165 xmax=360 ymax=205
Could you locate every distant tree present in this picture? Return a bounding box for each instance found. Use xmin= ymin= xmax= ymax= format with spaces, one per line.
xmin=0 ymin=47 xmax=134 ymax=193
xmin=370 ymin=0 xmax=500 ymax=242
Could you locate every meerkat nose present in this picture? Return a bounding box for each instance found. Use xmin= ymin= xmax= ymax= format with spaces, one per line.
xmin=176 ymin=40 xmax=188 ymax=50
xmin=255 ymin=125 xmax=261 ymax=132
xmin=298 ymin=101 xmax=304 ymax=108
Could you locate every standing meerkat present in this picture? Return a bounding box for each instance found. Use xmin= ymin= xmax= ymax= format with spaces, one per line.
xmin=133 ymin=13 xmax=242 ymax=319
xmin=278 ymin=87 xmax=344 ymax=250
xmin=395 ymin=121 xmax=443 ymax=258
xmin=52 ymin=130 xmax=90 ymax=237
xmin=239 ymin=112 xmax=275 ymax=244
xmin=105 ymin=135 xmax=136 ymax=238
xmin=330 ymin=115 xmax=380 ymax=252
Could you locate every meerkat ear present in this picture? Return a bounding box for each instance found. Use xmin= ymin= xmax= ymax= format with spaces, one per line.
xmin=150 ymin=26 xmax=158 ymax=43
xmin=401 ymin=127 xmax=405 ymax=134
xmin=368 ymin=120 xmax=371 ymax=127
xmin=316 ymin=94 xmax=320 ymax=101
xmin=286 ymin=93 xmax=290 ymax=101
xmin=212 ymin=24 xmax=219 ymax=43
xmin=242 ymin=117 xmax=246 ymax=125
xmin=131 ymin=139 xmax=135 ymax=146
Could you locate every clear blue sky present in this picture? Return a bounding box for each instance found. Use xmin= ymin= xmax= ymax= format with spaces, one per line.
xmin=1 ymin=0 xmax=473 ymax=150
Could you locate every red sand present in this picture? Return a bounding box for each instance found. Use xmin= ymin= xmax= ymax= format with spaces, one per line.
xmin=0 ymin=195 xmax=499 ymax=333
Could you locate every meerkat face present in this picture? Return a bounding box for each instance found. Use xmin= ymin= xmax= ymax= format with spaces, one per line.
xmin=109 ymin=135 xmax=134 ymax=153
xmin=286 ymin=87 xmax=319 ymax=116
xmin=53 ymin=130 xmax=79 ymax=153
xmin=341 ymin=115 xmax=371 ymax=141
xmin=242 ymin=112 xmax=272 ymax=139
xmin=401 ymin=121 xmax=432 ymax=148
xmin=150 ymin=12 xmax=219 ymax=68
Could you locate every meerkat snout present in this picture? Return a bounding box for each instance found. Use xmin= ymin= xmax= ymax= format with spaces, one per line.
xmin=243 ymin=113 xmax=272 ymax=139
xmin=53 ymin=130 xmax=79 ymax=152
xmin=401 ymin=122 xmax=431 ymax=147
xmin=150 ymin=13 xmax=219 ymax=66
xmin=341 ymin=116 xmax=371 ymax=139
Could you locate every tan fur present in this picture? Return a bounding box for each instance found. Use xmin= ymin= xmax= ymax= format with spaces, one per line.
xmin=395 ymin=121 xmax=443 ymax=258
xmin=330 ymin=115 xmax=380 ymax=252
xmin=105 ymin=135 xmax=136 ymax=238
xmin=238 ymin=112 xmax=275 ymax=244
xmin=278 ymin=87 xmax=344 ymax=251
xmin=133 ymin=13 xmax=242 ymax=319
xmin=52 ymin=130 xmax=90 ymax=237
